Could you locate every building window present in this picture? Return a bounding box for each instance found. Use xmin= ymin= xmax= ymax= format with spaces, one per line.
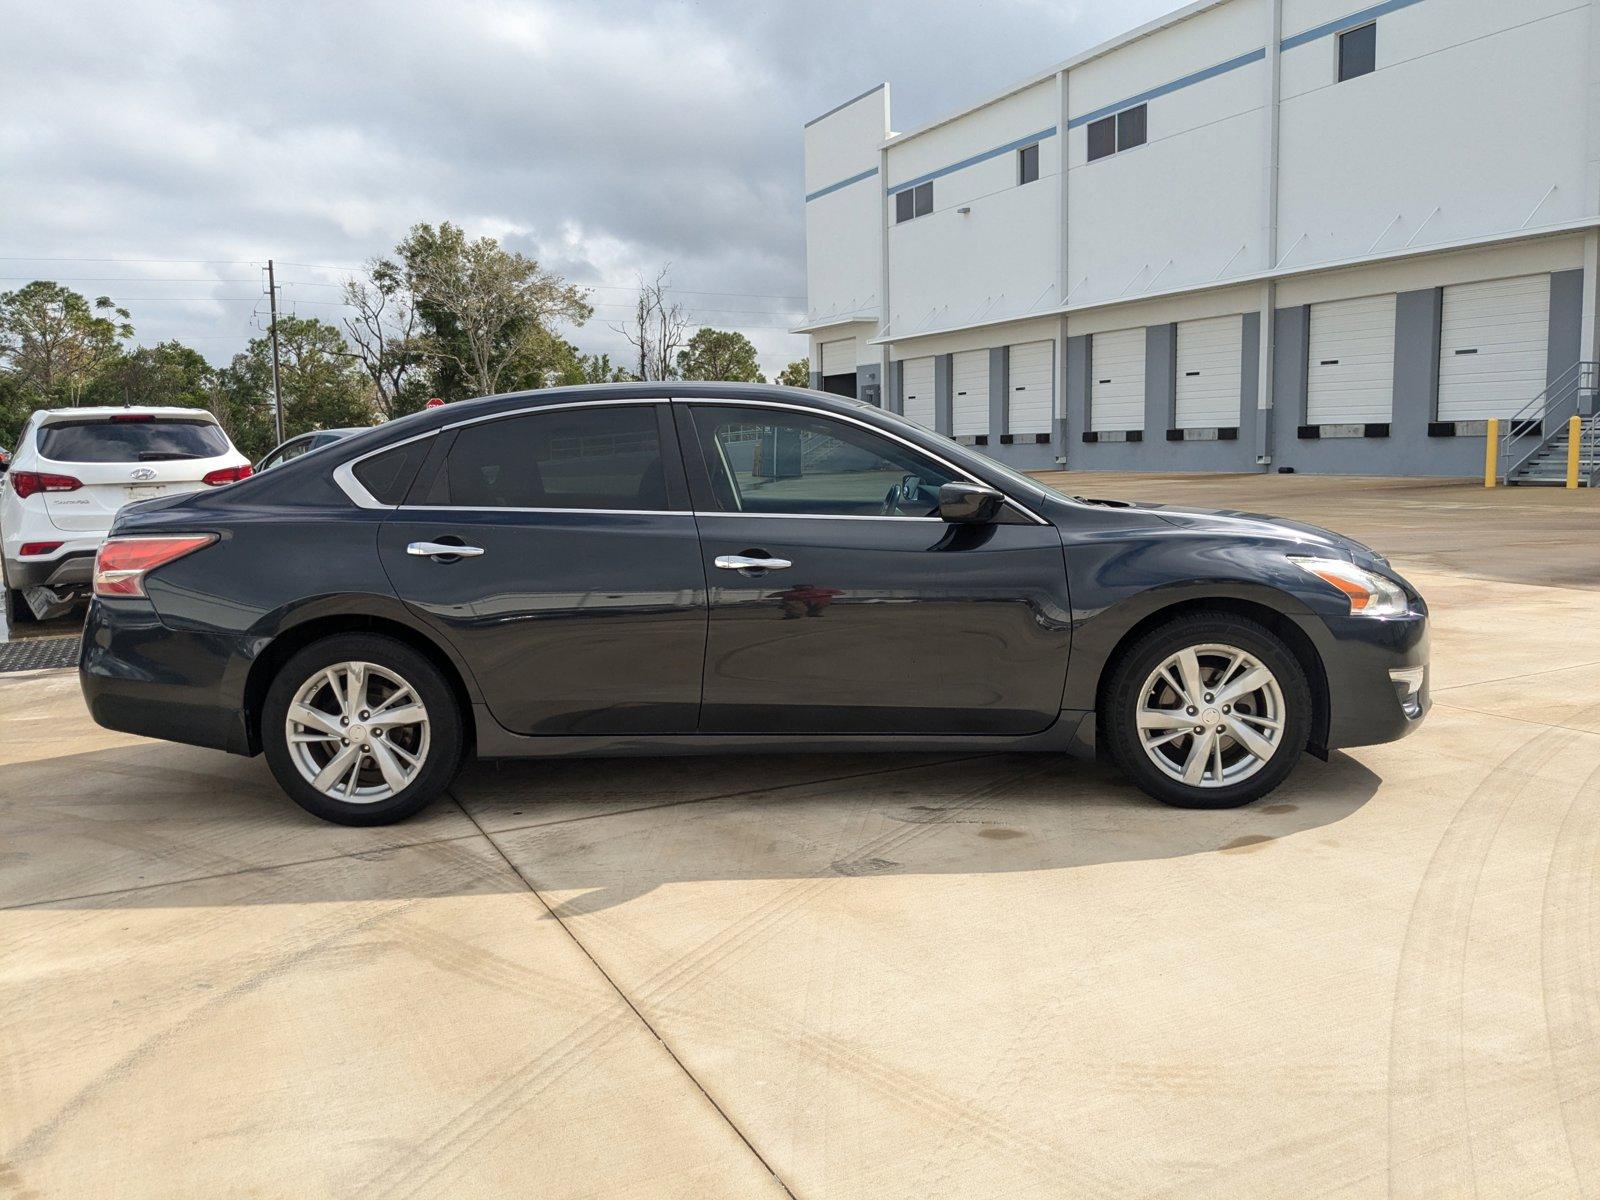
xmin=895 ymin=181 xmax=933 ymax=223
xmin=1018 ymin=142 xmax=1039 ymax=185
xmin=1087 ymin=103 xmax=1147 ymax=162
xmin=1338 ymin=22 xmax=1376 ymax=81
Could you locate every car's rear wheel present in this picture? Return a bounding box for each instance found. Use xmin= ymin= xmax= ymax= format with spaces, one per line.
xmin=1103 ymin=612 xmax=1311 ymax=809
xmin=261 ymin=634 xmax=464 ymax=825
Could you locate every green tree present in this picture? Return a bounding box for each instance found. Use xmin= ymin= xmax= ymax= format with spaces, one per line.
xmin=675 ymin=328 xmax=764 ymax=383
xmin=0 ymin=281 xmax=133 ymax=406
xmin=392 ymin=221 xmax=592 ymax=400
xmin=89 ymin=341 xmax=216 ymax=409
xmin=775 ymin=358 xmax=811 ymax=389
xmin=210 ymin=316 xmax=373 ymax=459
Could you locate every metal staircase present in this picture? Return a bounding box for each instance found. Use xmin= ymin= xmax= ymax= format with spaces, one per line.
xmin=1498 ymin=361 xmax=1600 ymax=486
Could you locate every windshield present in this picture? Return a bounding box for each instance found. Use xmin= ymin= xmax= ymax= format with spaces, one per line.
xmin=38 ymin=418 xmax=231 ymax=463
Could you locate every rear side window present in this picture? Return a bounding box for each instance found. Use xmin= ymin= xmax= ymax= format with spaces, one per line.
xmin=38 ymin=418 xmax=230 ymax=463
xmin=351 ymin=438 xmax=432 ymax=505
xmin=426 ymin=405 xmax=666 ymax=510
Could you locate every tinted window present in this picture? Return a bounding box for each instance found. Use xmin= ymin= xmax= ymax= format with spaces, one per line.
xmin=38 ymin=418 xmax=230 ymax=463
xmin=690 ymin=405 xmax=961 ymax=518
xmin=1339 ymin=22 xmax=1376 ymax=81
xmin=895 ymin=189 xmax=915 ymax=223
xmin=351 ymin=438 xmax=432 ymax=504
xmin=1087 ymin=115 xmax=1116 ymax=162
xmin=1117 ymin=104 xmax=1147 ymax=151
xmin=1018 ymin=142 xmax=1040 ymax=184
xmin=431 ymin=406 xmax=666 ymax=510
xmin=913 ymin=181 xmax=933 ymax=218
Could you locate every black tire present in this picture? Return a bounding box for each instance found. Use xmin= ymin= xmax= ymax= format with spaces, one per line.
xmin=261 ymin=633 xmax=465 ymax=826
xmin=4 ymin=586 xmax=36 ymax=628
xmin=1102 ymin=611 xmax=1311 ymax=810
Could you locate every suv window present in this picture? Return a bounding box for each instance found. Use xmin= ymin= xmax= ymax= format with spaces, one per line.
xmin=427 ymin=405 xmax=667 ymax=510
xmin=38 ymin=418 xmax=230 ymax=463
xmin=689 ymin=405 xmax=962 ymax=517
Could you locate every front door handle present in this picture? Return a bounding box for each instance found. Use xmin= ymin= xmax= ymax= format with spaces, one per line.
xmin=407 ymin=541 xmax=485 ymax=559
xmin=715 ymin=554 xmax=792 ymax=572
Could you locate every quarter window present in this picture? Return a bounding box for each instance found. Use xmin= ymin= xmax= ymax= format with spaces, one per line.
xmin=689 ymin=406 xmax=961 ymax=518
xmin=351 ymin=438 xmax=432 ymax=504
xmin=1018 ymin=142 xmax=1040 ymax=185
xmin=1338 ymin=22 xmax=1376 ymax=81
xmin=894 ymin=181 xmax=934 ymax=223
xmin=426 ymin=405 xmax=667 ymax=510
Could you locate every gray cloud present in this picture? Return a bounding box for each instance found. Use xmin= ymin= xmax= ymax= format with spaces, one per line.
xmin=2 ymin=0 xmax=1174 ymax=378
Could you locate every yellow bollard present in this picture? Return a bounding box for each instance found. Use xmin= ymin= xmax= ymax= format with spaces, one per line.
xmin=1567 ymin=414 xmax=1582 ymax=489
xmin=1484 ymin=417 xmax=1498 ymax=488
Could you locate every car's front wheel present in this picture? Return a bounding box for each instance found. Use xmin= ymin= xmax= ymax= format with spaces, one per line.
xmin=1103 ymin=612 xmax=1311 ymax=809
xmin=261 ymin=633 xmax=465 ymax=825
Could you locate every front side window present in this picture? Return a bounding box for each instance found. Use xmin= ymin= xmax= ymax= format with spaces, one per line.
xmin=689 ymin=405 xmax=961 ymax=518
xmin=426 ymin=405 xmax=666 ymax=510
xmin=1338 ymin=22 xmax=1376 ymax=81
xmin=1018 ymin=142 xmax=1040 ymax=185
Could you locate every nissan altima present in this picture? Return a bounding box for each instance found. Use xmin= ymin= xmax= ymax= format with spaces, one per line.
xmin=79 ymin=383 xmax=1429 ymax=825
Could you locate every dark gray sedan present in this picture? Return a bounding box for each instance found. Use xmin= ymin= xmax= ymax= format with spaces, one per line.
xmin=80 ymin=383 xmax=1428 ymax=825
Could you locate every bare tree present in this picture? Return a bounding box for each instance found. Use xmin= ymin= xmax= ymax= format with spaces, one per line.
xmin=342 ymin=260 xmax=422 ymax=420
xmin=610 ymin=267 xmax=690 ymax=381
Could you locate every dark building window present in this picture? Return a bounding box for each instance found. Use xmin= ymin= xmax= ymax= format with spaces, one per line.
xmin=1088 ymin=104 xmax=1147 ymax=162
xmin=1339 ymin=22 xmax=1376 ymax=81
xmin=895 ymin=181 xmax=934 ymax=223
xmin=1018 ymin=142 xmax=1040 ymax=184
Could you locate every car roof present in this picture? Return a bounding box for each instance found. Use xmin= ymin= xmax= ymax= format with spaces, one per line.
xmin=33 ymin=406 xmax=220 ymax=423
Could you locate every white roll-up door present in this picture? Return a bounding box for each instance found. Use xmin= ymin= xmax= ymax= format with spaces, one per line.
xmin=1090 ymin=328 xmax=1146 ymax=431
xmin=1175 ymin=315 xmax=1243 ymax=428
xmin=951 ymin=350 xmax=990 ymax=436
xmin=820 ymin=338 xmax=855 ymax=378
xmin=1008 ymin=341 xmax=1054 ymax=435
xmin=1437 ymin=275 xmax=1551 ymax=421
xmin=901 ymin=357 xmax=935 ymax=427
xmin=1307 ymin=295 xmax=1396 ymax=424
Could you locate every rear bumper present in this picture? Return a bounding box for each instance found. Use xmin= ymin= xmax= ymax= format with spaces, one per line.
xmin=4 ymin=550 xmax=95 ymax=589
xmin=1294 ymin=609 xmax=1431 ymax=751
xmin=79 ymin=598 xmax=255 ymax=755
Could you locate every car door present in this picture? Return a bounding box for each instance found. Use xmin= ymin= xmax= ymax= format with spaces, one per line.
xmin=679 ymin=400 xmax=1072 ymax=735
xmin=376 ymin=400 xmax=708 ymax=735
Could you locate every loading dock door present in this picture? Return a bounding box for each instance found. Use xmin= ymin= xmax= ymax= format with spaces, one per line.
xmin=1090 ymin=328 xmax=1146 ymax=431
xmin=901 ymin=357 xmax=936 ymax=427
xmin=951 ymin=350 xmax=989 ymax=436
xmin=1437 ymin=275 xmax=1550 ymax=421
xmin=1008 ymin=341 xmax=1054 ymax=435
xmin=819 ymin=338 xmax=857 ymax=398
xmin=1307 ymin=294 xmax=1397 ymax=424
xmin=1175 ymin=315 xmax=1243 ymax=428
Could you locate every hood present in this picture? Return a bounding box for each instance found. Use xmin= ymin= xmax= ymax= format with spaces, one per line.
xmin=1069 ymin=495 xmax=1386 ymax=567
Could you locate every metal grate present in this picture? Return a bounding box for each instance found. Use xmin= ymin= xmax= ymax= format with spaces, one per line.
xmin=0 ymin=636 xmax=79 ymax=674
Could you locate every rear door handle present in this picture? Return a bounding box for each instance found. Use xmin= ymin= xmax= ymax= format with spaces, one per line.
xmin=407 ymin=541 xmax=485 ymax=558
xmin=714 ymin=555 xmax=792 ymax=571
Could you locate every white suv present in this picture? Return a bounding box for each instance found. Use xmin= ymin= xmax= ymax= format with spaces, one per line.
xmin=1 ymin=407 xmax=252 ymax=622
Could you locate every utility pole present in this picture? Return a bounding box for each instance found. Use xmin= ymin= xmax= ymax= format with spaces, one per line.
xmin=266 ymin=259 xmax=284 ymax=445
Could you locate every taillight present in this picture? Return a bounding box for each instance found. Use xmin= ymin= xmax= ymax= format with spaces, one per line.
xmin=93 ymin=534 xmax=217 ymax=598
xmin=202 ymin=464 xmax=252 ymax=486
xmin=110 ymin=414 xmax=155 ymax=423
xmin=9 ymin=471 xmax=83 ymax=499
xmin=19 ymin=542 xmax=64 ymax=557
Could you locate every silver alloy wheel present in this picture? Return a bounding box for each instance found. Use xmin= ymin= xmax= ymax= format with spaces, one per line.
xmin=1136 ymin=642 xmax=1286 ymax=789
xmin=284 ymin=661 xmax=431 ymax=803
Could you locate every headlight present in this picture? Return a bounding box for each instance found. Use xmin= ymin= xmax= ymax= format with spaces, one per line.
xmin=1289 ymin=556 xmax=1409 ymax=617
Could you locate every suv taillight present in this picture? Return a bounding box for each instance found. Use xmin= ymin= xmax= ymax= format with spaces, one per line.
xmin=9 ymin=471 xmax=83 ymax=499
xmin=202 ymin=464 xmax=252 ymax=486
xmin=94 ymin=535 xmax=218 ymax=598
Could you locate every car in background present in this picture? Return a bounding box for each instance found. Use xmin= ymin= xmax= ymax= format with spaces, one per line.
xmin=256 ymin=427 xmax=363 ymax=473
xmin=1 ymin=407 xmax=251 ymax=624
xmin=0 ymin=446 xmax=10 ymax=472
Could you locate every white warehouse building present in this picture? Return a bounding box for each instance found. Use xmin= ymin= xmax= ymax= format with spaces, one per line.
xmin=798 ymin=0 xmax=1600 ymax=482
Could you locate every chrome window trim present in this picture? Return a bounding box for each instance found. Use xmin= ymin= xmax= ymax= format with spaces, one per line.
xmin=330 ymin=394 xmax=1049 ymax=525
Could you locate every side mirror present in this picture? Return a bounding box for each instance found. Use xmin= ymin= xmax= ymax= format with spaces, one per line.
xmin=938 ymin=481 xmax=1005 ymax=524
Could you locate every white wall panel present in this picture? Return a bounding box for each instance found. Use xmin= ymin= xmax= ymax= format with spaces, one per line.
xmin=1090 ymin=328 xmax=1146 ymax=431
xmin=1175 ymin=315 xmax=1243 ymax=428
xmin=1307 ymin=295 xmax=1396 ymax=424
xmin=901 ymin=356 xmax=936 ymax=428
xmin=1437 ymin=275 xmax=1551 ymax=421
xmin=1008 ymin=341 xmax=1054 ymax=434
xmin=804 ymin=88 xmax=887 ymax=329
xmin=951 ymin=350 xmax=990 ymax=435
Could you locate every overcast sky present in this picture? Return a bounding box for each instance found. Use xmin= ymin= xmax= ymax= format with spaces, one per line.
xmin=4 ymin=0 xmax=1174 ymax=380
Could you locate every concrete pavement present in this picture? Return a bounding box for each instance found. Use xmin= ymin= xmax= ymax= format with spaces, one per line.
xmin=1 ymin=474 xmax=1597 ymax=1198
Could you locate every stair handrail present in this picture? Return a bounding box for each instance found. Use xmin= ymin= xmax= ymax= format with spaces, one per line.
xmin=1499 ymin=360 xmax=1598 ymax=484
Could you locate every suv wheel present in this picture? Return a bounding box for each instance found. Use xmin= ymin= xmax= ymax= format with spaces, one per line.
xmin=1103 ymin=612 xmax=1311 ymax=810
xmin=261 ymin=633 xmax=464 ymax=825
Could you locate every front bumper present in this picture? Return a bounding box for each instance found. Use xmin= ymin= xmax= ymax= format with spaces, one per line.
xmin=79 ymin=597 xmax=255 ymax=755
xmin=1293 ymin=608 xmax=1431 ymax=751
